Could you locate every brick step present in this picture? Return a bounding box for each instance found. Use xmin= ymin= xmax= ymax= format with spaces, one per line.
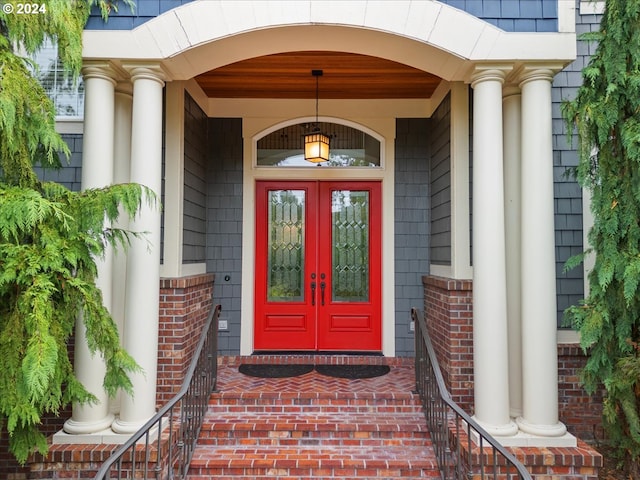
xmin=188 ymin=445 xmax=440 ymax=478
xmin=188 ymin=360 xmax=439 ymax=478
xmin=199 ymin=411 xmax=429 ymax=446
xmin=209 ymin=391 xmax=424 ymax=411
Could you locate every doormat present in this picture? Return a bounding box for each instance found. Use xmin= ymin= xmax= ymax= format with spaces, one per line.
xmin=238 ymin=364 xmax=314 ymax=378
xmin=314 ymin=364 xmax=390 ymax=379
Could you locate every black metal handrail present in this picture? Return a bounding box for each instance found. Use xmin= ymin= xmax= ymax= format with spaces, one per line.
xmin=412 ymin=308 xmax=531 ymax=480
xmin=94 ymin=303 xmax=222 ymax=480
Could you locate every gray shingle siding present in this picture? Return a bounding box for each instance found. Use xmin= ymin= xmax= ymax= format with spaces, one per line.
xmin=206 ymin=118 xmax=243 ymax=355
xmin=183 ymin=93 xmax=207 ymax=264
xmin=395 ymin=118 xmax=430 ymax=356
xmin=88 ymin=0 xmax=557 ymax=32
xmin=551 ymin=6 xmax=601 ymax=327
xmin=35 ymin=134 xmax=83 ymax=191
xmin=85 ymin=0 xmax=195 ymax=30
xmin=440 ymin=0 xmax=558 ymax=31
xmin=429 ymin=94 xmax=452 ymax=266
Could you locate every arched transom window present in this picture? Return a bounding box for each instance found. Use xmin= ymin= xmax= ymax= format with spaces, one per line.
xmin=257 ymin=122 xmax=381 ymax=167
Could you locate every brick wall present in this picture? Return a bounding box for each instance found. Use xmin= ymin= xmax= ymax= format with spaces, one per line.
xmin=1 ymin=412 xmax=70 ymax=479
xmin=157 ymin=273 xmax=215 ymax=405
xmin=558 ymin=344 xmax=605 ymax=443
xmin=422 ymin=275 xmax=474 ymax=412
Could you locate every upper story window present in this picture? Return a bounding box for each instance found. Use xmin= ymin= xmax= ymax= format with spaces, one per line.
xmin=257 ymin=122 xmax=381 ymax=167
xmin=31 ymin=40 xmax=84 ymax=117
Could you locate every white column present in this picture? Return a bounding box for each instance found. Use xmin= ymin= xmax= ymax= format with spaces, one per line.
xmin=64 ymin=63 xmax=116 ymax=434
xmin=109 ymin=82 xmax=133 ymax=417
xmin=470 ymin=67 xmax=518 ymax=437
xmin=502 ymin=85 xmax=523 ymax=419
xmin=517 ymin=68 xmax=567 ymax=437
xmin=112 ymin=65 xmax=165 ymax=434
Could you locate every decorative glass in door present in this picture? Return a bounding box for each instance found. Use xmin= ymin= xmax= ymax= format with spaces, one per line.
xmin=267 ymin=190 xmax=305 ymax=302
xmin=331 ymin=190 xmax=370 ymax=302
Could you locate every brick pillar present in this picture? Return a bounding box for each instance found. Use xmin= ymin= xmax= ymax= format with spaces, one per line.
xmin=157 ymin=273 xmax=215 ymax=405
xmin=422 ymin=275 xmax=474 ymax=412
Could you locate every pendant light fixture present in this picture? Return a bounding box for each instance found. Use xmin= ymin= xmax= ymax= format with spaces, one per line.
xmin=304 ymin=69 xmax=330 ymax=163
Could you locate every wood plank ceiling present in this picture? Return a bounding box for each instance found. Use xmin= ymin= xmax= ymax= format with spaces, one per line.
xmin=195 ymin=51 xmax=441 ymax=99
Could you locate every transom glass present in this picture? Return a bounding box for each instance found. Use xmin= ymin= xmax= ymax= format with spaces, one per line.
xmin=258 ymin=122 xmax=380 ymax=167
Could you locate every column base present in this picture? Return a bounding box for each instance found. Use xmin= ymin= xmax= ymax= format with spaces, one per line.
xmin=516 ymin=415 xmax=568 ymax=437
xmin=111 ymin=416 xmax=153 ymax=434
xmin=63 ymin=413 xmax=115 ymax=435
xmin=472 ymin=415 xmax=519 ymax=437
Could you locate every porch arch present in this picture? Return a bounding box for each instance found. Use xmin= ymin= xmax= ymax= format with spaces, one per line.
xmin=82 ymin=1 xmax=575 ymax=81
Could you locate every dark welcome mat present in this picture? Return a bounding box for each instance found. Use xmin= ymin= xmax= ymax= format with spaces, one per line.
xmin=238 ymin=364 xmax=314 ymax=378
xmin=314 ymin=364 xmax=390 ymax=379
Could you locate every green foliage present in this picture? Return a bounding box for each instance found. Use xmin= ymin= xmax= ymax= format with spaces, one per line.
xmin=562 ymin=0 xmax=640 ymax=470
xmin=0 ymin=183 xmax=152 ymax=463
xmin=0 ymin=0 xmax=143 ymax=465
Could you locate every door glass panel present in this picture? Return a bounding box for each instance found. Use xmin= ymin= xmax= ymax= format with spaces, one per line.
xmin=267 ymin=190 xmax=305 ymax=302
xmin=331 ymin=190 xmax=369 ymax=302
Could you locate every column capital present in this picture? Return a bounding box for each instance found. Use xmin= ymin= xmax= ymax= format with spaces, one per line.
xmin=122 ymin=63 xmax=167 ymax=86
xmin=470 ymin=64 xmax=512 ymax=88
xmin=82 ymin=61 xmax=118 ymax=86
xmin=517 ymin=63 xmax=564 ymax=87
xmin=502 ymin=84 xmax=521 ymax=99
xmin=115 ymin=81 xmax=133 ymax=97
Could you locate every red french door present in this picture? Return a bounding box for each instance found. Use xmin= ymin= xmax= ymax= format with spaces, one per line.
xmin=254 ymin=180 xmax=381 ymax=351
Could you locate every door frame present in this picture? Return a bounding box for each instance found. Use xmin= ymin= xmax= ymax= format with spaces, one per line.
xmin=240 ymin=116 xmax=396 ymax=356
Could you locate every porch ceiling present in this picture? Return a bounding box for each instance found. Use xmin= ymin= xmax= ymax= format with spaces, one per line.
xmin=194 ymin=51 xmax=441 ymax=99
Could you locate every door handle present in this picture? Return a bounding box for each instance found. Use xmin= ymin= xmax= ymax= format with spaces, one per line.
xmin=311 ymin=281 xmax=316 ymax=306
xmin=320 ymin=281 xmax=326 ymax=306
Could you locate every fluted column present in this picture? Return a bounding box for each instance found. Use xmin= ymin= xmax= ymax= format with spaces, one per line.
xmin=502 ymin=85 xmax=523 ymax=419
xmin=470 ymin=67 xmax=518 ymax=437
xmin=64 ymin=63 xmax=116 ymax=434
xmin=517 ymin=67 xmax=567 ymax=437
xmin=112 ymin=65 xmax=165 ymax=434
